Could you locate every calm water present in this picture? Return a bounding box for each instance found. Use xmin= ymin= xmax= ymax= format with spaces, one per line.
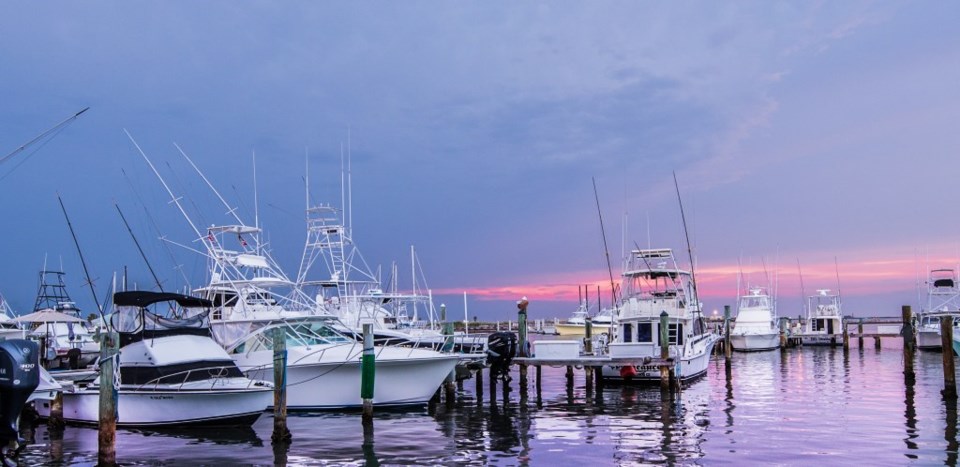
xmin=17 ymin=339 xmax=960 ymax=466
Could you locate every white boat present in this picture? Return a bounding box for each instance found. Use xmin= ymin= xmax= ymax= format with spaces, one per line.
xmin=39 ymin=291 xmax=272 ymax=426
xmin=297 ymin=205 xmax=485 ymax=354
xmin=194 ymin=224 xmax=461 ymax=409
xmin=917 ymin=268 xmax=960 ymax=351
xmin=554 ymin=303 xmax=589 ymax=336
xmin=802 ymin=289 xmax=844 ymax=346
xmin=28 ymin=271 xmax=99 ymax=366
xmin=602 ymin=248 xmax=719 ymax=383
xmin=730 ymin=287 xmax=779 ymax=352
xmin=0 ymin=293 xmax=26 ymax=341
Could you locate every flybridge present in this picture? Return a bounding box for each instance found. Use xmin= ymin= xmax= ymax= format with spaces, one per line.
xmin=632 ymin=248 xmax=674 ymax=258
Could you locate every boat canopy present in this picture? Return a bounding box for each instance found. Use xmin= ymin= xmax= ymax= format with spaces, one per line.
xmin=114 ymin=291 xmax=213 ymax=309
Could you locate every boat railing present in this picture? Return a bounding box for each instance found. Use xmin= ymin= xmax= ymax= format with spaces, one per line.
xmin=137 ymin=364 xmax=266 ymax=392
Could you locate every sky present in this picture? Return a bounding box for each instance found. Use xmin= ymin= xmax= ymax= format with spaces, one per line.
xmin=1 ymin=2 xmax=958 ymax=321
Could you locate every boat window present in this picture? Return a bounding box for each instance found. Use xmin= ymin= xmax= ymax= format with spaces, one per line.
xmin=622 ymin=323 xmax=633 ymax=343
xmin=813 ymin=319 xmax=825 ymax=332
xmin=211 ymin=292 xmax=239 ymax=307
xmin=637 ymin=323 xmax=653 ymax=343
xmin=669 ymin=323 xmax=684 ymax=345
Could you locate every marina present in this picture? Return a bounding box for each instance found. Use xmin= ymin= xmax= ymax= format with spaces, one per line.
xmin=3 ymin=2 xmax=960 ymax=465
xmin=11 ymin=332 xmax=960 ymax=466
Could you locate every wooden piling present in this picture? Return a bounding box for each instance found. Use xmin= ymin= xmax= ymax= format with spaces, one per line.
xmin=98 ymin=331 xmax=119 ymax=467
xmin=875 ymin=335 xmax=882 ymax=349
xmin=272 ymin=327 xmax=292 ymax=443
xmin=584 ymin=317 xmax=593 ymax=355
xmin=47 ymin=391 xmax=64 ymax=430
xmin=475 ymin=368 xmax=484 ymax=404
xmin=660 ymin=311 xmax=670 ymax=393
xmin=779 ymin=317 xmax=788 ymax=350
xmin=519 ymin=364 xmax=528 ymax=398
xmin=842 ymin=318 xmax=850 ymax=350
xmin=723 ymin=305 xmax=732 ymax=360
xmin=517 ymin=299 xmax=529 ymax=357
xmin=360 ymin=323 xmax=376 ymax=425
xmin=535 ymin=365 xmax=542 ymax=400
xmin=903 ymin=305 xmax=915 ymax=378
xmin=941 ymin=315 xmax=957 ymax=399
xmin=858 ymin=319 xmax=864 ymax=349
xmin=565 ymin=365 xmax=574 ymax=389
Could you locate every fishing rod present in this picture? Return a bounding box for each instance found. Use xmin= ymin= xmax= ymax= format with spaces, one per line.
xmin=592 ymin=177 xmax=619 ymax=308
xmin=115 ymin=203 xmax=164 ymax=291
xmin=56 ymin=193 xmax=105 ymax=322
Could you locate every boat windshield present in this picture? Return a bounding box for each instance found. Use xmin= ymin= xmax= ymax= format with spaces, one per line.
xmin=233 ymin=318 xmax=351 ymax=354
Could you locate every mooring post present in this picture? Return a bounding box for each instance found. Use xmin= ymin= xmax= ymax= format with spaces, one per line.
xmin=779 ymin=317 xmax=788 ymax=350
xmin=517 ymin=298 xmax=529 ymax=357
xmin=723 ymin=305 xmax=732 ymax=361
xmin=941 ymin=315 xmax=957 ymax=399
xmin=903 ymin=305 xmax=915 ymax=378
xmin=565 ymin=365 xmax=574 ymax=389
xmin=842 ymin=318 xmax=850 ymax=351
xmin=98 ymin=331 xmax=119 ymax=467
xmin=858 ymin=319 xmax=864 ymax=349
xmin=875 ymin=335 xmax=882 ymax=349
xmin=660 ymin=311 xmax=671 ymax=393
xmin=48 ymin=391 xmax=64 ymax=431
xmin=439 ymin=305 xmax=456 ymax=404
xmin=475 ymin=368 xmax=484 ymax=404
xmin=361 ymin=323 xmax=376 ymax=425
xmin=272 ymin=327 xmax=292 ymax=444
xmin=584 ymin=316 xmax=593 ymax=355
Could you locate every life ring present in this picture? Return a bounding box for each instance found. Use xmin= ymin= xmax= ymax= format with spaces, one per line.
xmin=620 ymin=365 xmax=638 ymax=378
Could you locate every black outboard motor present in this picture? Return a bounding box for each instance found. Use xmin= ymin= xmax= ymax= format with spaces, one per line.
xmin=0 ymin=340 xmax=40 ymax=448
xmin=486 ymin=331 xmax=517 ymax=382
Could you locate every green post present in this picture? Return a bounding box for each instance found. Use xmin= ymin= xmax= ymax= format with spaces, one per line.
xmin=723 ymin=305 xmax=732 ymax=360
xmin=98 ymin=331 xmax=119 ymax=467
xmin=659 ymin=311 xmax=670 ymax=393
xmin=272 ymin=327 xmax=291 ymax=444
xmin=361 ymin=323 xmax=376 ymax=423
xmin=517 ymin=298 xmax=529 ymax=358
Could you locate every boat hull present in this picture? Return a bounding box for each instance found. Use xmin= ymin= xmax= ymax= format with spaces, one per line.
xmin=730 ymin=333 xmax=779 ymax=352
xmin=38 ymin=386 xmax=272 ymax=426
xmin=600 ymin=336 xmax=718 ymax=384
xmin=243 ymin=353 xmax=460 ymax=410
xmin=800 ymin=334 xmax=842 ymax=346
xmin=918 ymin=327 xmax=944 ymax=350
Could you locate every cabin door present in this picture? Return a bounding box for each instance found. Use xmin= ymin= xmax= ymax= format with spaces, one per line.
xmin=827 ymin=320 xmax=834 ymax=335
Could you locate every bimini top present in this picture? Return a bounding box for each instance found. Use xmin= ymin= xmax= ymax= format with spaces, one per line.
xmin=112 ymin=291 xmax=213 ymax=347
xmin=113 ymin=291 xmax=213 ymax=309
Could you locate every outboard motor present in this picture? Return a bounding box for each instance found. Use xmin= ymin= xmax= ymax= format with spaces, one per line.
xmin=486 ymin=331 xmax=517 ymax=382
xmin=0 ymin=340 xmax=40 ymax=454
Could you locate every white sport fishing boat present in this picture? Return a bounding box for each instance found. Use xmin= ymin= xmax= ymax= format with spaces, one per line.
xmin=802 ymin=289 xmax=844 ymax=346
xmin=28 ymin=271 xmax=99 ymax=366
xmin=194 ymin=225 xmax=460 ymax=409
xmin=297 ymin=204 xmax=485 ymax=354
xmin=917 ymin=268 xmax=960 ymax=351
xmin=602 ymin=248 xmax=719 ymax=383
xmin=730 ymin=287 xmax=779 ymax=352
xmin=40 ymin=291 xmax=272 ymax=426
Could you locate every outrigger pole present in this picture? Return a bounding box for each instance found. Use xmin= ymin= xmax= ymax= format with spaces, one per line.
xmin=57 ymin=193 xmax=105 ymax=322
xmin=115 ymin=203 xmax=164 ymax=292
xmin=592 ymin=177 xmax=619 ymax=308
xmin=672 ymin=172 xmax=703 ymax=325
xmin=0 ymin=107 xmax=89 ymax=168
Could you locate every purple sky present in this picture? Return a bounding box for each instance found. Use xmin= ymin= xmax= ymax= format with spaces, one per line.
xmin=1 ymin=2 xmax=958 ymax=321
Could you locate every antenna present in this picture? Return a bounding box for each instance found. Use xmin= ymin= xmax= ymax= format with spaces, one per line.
xmin=57 ymin=193 xmax=104 ymax=321
xmin=348 ymin=127 xmax=353 ymax=238
xmin=592 ymin=177 xmax=618 ymax=307
xmin=834 ymin=256 xmax=842 ymax=307
xmin=115 ymin=203 xmax=163 ymax=291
